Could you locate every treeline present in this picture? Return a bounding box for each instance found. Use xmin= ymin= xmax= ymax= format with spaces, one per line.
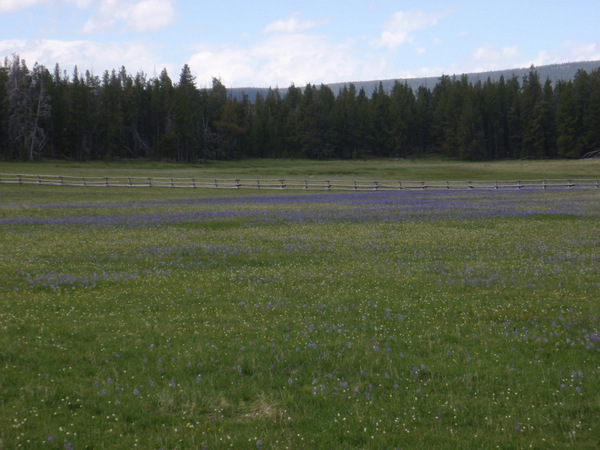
xmin=1 ymin=54 xmax=600 ymax=162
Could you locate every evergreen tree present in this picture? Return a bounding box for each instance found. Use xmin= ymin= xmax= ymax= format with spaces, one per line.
xmin=432 ymin=75 xmax=469 ymax=158
xmin=331 ymin=84 xmax=359 ymax=159
xmin=529 ymin=79 xmax=556 ymax=158
xmin=556 ymin=70 xmax=591 ymax=158
xmin=129 ymin=72 xmax=152 ymax=158
xmin=173 ymin=64 xmax=200 ymax=161
xmin=66 ymin=67 xmax=93 ymax=161
xmin=97 ymin=69 xmax=125 ymax=159
xmin=263 ymin=88 xmax=282 ymax=157
xmin=249 ymin=91 xmax=268 ymax=158
xmin=582 ymin=68 xmax=600 ymax=155
xmin=282 ymin=84 xmax=302 ymax=157
xmin=0 ymin=61 xmax=9 ymax=159
xmin=213 ymin=98 xmax=245 ymax=159
xmin=151 ymin=68 xmax=175 ymax=159
xmin=370 ymin=82 xmax=391 ymax=156
xmin=457 ymin=81 xmax=485 ymax=160
xmin=481 ymin=77 xmax=504 ymax=159
xmin=353 ymin=87 xmax=372 ymax=158
xmin=3 ymin=52 xmax=600 ymax=163
xmin=519 ymin=68 xmax=543 ymax=158
xmin=504 ymin=75 xmax=522 ymax=158
xmin=389 ymin=81 xmax=416 ymax=158
xmin=298 ymin=83 xmax=337 ymax=158
xmin=556 ymin=80 xmax=578 ymax=158
xmin=414 ymin=86 xmax=433 ymax=156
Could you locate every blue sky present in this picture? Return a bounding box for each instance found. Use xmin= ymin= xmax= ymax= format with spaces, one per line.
xmin=1 ymin=0 xmax=599 ymax=88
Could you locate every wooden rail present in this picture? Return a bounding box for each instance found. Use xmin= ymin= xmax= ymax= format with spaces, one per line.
xmin=1 ymin=174 xmax=599 ymax=191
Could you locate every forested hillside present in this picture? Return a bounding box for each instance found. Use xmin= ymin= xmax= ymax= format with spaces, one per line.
xmin=1 ymin=54 xmax=599 ymax=162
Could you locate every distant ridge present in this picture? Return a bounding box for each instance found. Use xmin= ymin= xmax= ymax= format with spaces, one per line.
xmin=229 ymin=60 xmax=600 ymax=101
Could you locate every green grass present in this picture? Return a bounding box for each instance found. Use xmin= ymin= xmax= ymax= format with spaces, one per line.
xmin=1 ymin=161 xmax=599 ymax=448
xmin=1 ymin=157 xmax=600 ymax=181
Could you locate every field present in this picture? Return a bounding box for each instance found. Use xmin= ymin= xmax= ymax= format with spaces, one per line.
xmin=1 ymin=160 xmax=599 ymax=448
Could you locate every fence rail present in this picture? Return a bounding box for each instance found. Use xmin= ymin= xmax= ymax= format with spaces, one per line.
xmin=1 ymin=173 xmax=599 ymax=191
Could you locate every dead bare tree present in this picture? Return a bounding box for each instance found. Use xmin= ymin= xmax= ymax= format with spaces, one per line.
xmin=6 ymin=55 xmax=50 ymax=160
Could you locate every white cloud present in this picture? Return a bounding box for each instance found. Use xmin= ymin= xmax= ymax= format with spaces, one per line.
xmin=187 ymin=33 xmax=373 ymax=88
xmin=254 ymin=33 xmax=358 ymax=86
xmin=187 ymin=48 xmax=256 ymax=88
xmin=374 ymin=10 xmax=441 ymax=49
xmin=128 ymin=0 xmax=176 ymax=32
xmin=0 ymin=38 xmax=170 ymax=76
xmin=467 ymin=41 xmax=600 ymax=74
xmin=185 ymin=12 xmax=376 ymax=88
xmin=262 ymin=14 xmax=328 ymax=34
xmin=81 ymin=0 xmax=176 ymax=33
xmin=471 ymin=44 xmax=520 ymax=70
xmin=555 ymin=41 xmax=600 ymax=63
xmin=0 ymin=0 xmax=50 ymax=13
xmin=0 ymin=0 xmax=95 ymax=13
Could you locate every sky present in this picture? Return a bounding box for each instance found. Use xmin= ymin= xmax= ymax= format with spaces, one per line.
xmin=1 ymin=0 xmax=600 ymax=89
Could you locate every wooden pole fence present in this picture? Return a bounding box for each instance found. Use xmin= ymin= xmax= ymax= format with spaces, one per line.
xmin=1 ymin=174 xmax=599 ymax=192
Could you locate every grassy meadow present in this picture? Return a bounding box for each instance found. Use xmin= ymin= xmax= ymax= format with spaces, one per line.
xmin=1 ymin=159 xmax=599 ymax=448
xmin=2 ymin=157 xmax=600 ymax=180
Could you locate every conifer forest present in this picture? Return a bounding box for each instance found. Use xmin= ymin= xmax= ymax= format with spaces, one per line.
xmin=1 ymin=54 xmax=600 ymax=162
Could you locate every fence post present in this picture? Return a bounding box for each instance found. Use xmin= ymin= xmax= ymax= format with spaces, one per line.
xmin=468 ymin=180 xmax=473 ymax=189
xmin=37 ymin=175 xmax=41 ymax=184
xmin=128 ymin=177 xmax=132 ymax=186
xmin=373 ymin=181 xmax=379 ymax=191
xmin=192 ymin=178 xmax=196 ymax=188
xmin=104 ymin=177 xmax=108 ymax=187
xmin=257 ymin=180 xmax=260 ymax=189
xmin=61 ymin=176 xmax=64 ymax=186
xmin=568 ymin=179 xmax=573 ymax=189
xmin=148 ymin=177 xmax=152 ymax=187
xmin=304 ymin=180 xmax=308 ymax=190
xmin=214 ymin=179 xmax=218 ymax=188
xmin=446 ymin=181 xmax=450 ymax=190
xmin=235 ymin=179 xmax=240 ymax=189
xmin=280 ymin=180 xmax=285 ymax=189
xmin=398 ymin=181 xmax=402 ymax=190
xmin=17 ymin=174 xmax=22 ymax=184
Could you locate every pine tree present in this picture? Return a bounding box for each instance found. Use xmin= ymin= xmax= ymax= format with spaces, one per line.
xmin=213 ymin=99 xmax=245 ymax=159
xmin=389 ymin=81 xmax=416 ymax=158
xmin=457 ymin=81 xmax=485 ymax=160
xmin=504 ymin=75 xmax=522 ymax=158
xmin=529 ymin=79 xmax=556 ymax=158
xmin=519 ymin=68 xmax=543 ymax=158
xmin=370 ymin=82 xmax=391 ymax=156
xmin=151 ymin=68 xmax=175 ymax=159
xmin=582 ymin=68 xmax=600 ymax=155
xmin=556 ymin=80 xmax=578 ymax=158
xmin=414 ymin=86 xmax=433 ymax=156
xmin=282 ymin=84 xmax=302 ymax=157
xmin=0 ymin=61 xmax=9 ymax=159
xmin=173 ymin=64 xmax=201 ymax=161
